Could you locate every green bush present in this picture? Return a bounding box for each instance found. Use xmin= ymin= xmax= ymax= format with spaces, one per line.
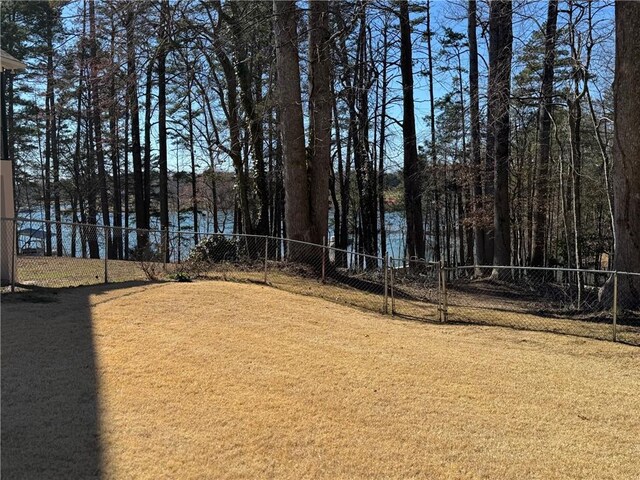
xmin=188 ymin=235 xmax=241 ymax=264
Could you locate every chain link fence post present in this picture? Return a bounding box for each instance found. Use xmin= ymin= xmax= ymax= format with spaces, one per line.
xmin=103 ymin=225 xmax=109 ymax=284
xmin=177 ymin=229 xmax=181 ymax=264
xmin=11 ymin=217 xmax=17 ymax=292
xmin=163 ymin=227 xmax=168 ymax=271
xmin=321 ymin=236 xmax=326 ymax=284
xmin=440 ymin=260 xmax=448 ymax=322
xmin=264 ymin=236 xmax=268 ymax=284
xmin=437 ymin=260 xmax=442 ymax=321
xmin=390 ymin=257 xmax=395 ymax=316
xmin=612 ymin=271 xmax=618 ymax=342
xmin=383 ymin=253 xmax=388 ymax=314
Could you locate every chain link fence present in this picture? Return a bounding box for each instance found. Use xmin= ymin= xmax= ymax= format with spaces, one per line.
xmin=2 ymin=217 xmax=638 ymax=346
xmin=441 ymin=266 xmax=640 ymax=345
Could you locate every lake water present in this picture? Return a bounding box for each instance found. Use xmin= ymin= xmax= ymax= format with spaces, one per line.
xmin=16 ymin=207 xmax=414 ymax=261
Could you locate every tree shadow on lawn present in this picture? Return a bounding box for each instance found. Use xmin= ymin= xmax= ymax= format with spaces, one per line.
xmin=1 ymin=281 xmax=153 ymax=479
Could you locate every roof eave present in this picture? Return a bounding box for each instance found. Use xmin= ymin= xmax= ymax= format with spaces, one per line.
xmin=0 ymin=49 xmax=26 ymax=71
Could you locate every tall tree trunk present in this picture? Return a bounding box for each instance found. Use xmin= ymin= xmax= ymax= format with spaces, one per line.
xmin=274 ymin=0 xmax=332 ymax=260
xmin=568 ymin=93 xmax=583 ymax=278
xmin=73 ymin=52 xmax=85 ymax=257
xmin=186 ymin=68 xmax=199 ymax=244
xmin=399 ymin=0 xmax=425 ymax=262
xmin=566 ymin=0 xmax=589 ymax=300
xmin=78 ymin=1 xmax=99 ymax=259
xmin=125 ymin=5 xmax=148 ymax=249
xmin=489 ymin=0 xmax=513 ymax=277
xmin=225 ymin=3 xmax=269 ymax=235
xmin=89 ymin=0 xmax=112 ymax=258
xmin=457 ymin=187 xmax=465 ymax=266
xmin=46 ymin=6 xmax=62 ymax=256
xmin=43 ymin=76 xmax=52 ymax=257
xmin=454 ymin=46 xmax=472 ymax=267
xmin=204 ymin=6 xmax=253 ymax=234
xmin=86 ymin=98 xmax=100 ymax=259
xmin=123 ymin=90 xmax=130 ymax=259
xmin=274 ymin=108 xmax=285 ymax=243
xmin=426 ymin=0 xmax=440 ymax=262
xmin=109 ymin=18 xmax=123 ymax=259
xmin=351 ymin=10 xmax=376 ymax=260
xmin=143 ymin=60 xmax=153 ymax=231
xmin=274 ymin=0 xmax=311 ymax=259
xmin=308 ymin=0 xmax=332 ymax=246
xmin=468 ymin=0 xmax=485 ymax=273
xmin=200 ymin=97 xmax=219 ymax=234
xmin=611 ymin=1 xmax=640 ymax=307
xmin=531 ymin=0 xmax=558 ymax=267
xmin=378 ymin=21 xmax=389 ymax=261
xmin=332 ymin=81 xmax=349 ymax=267
xmin=158 ymin=0 xmax=170 ymax=262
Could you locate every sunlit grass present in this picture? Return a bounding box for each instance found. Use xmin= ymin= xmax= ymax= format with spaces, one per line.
xmin=3 ymin=281 xmax=639 ymax=479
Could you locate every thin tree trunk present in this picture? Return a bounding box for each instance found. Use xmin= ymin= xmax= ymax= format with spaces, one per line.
xmin=399 ymin=0 xmax=426 ymax=263
xmin=531 ymin=0 xmax=558 ymax=268
xmin=585 ymin=83 xmax=615 ymax=253
xmin=201 ymin=97 xmax=219 ymax=234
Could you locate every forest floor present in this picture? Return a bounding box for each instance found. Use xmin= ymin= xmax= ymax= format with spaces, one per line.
xmin=2 ymin=281 xmax=639 ymax=479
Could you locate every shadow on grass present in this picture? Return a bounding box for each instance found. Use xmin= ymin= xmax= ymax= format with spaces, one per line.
xmin=1 ymin=281 xmax=154 ymax=479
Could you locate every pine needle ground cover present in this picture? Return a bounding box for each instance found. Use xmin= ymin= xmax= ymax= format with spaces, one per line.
xmin=2 ymin=281 xmax=639 ymax=479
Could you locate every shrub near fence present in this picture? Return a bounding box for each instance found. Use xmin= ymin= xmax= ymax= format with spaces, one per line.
xmin=2 ymin=217 xmax=639 ymax=346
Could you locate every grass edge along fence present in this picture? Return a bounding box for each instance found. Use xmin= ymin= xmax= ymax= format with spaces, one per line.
xmin=2 ymin=217 xmax=639 ymax=346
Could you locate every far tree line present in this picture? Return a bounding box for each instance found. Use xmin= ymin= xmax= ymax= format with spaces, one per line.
xmin=1 ymin=0 xmax=638 ymax=293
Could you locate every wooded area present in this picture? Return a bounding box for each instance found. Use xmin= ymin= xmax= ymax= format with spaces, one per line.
xmin=1 ymin=1 xmax=638 ymax=292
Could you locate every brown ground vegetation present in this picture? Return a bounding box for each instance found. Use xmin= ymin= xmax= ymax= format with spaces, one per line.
xmin=2 ymin=281 xmax=639 ymax=479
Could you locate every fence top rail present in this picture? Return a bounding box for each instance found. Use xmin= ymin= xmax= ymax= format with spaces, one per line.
xmin=264 ymin=235 xmax=325 ymax=250
xmin=192 ymin=231 xmax=268 ymax=240
xmin=268 ymin=236 xmax=389 ymax=265
xmin=620 ymin=271 xmax=640 ymax=277
xmin=389 ymin=257 xmax=439 ymax=265
xmin=449 ymin=264 xmax=616 ymax=276
xmin=325 ymin=245 xmax=383 ymax=262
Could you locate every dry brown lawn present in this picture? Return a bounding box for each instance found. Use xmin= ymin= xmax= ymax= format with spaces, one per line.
xmin=2 ymin=281 xmax=639 ymax=479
